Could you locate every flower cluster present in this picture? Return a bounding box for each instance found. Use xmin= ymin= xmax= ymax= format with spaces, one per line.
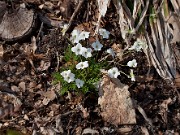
xmin=60 ymin=69 xmax=85 ymax=88
xmin=56 ymin=26 xmax=139 ymax=95
xmin=60 ymin=61 xmax=89 ymax=88
xmin=58 ymin=28 xmax=111 ymax=93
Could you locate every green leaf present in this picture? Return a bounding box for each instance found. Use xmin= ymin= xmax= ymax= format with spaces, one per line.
xmin=7 ymin=129 xmax=22 ymax=135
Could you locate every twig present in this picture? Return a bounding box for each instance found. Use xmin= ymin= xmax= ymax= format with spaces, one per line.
xmin=63 ymin=0 xmax=85 ymax=35
xmin=36 ymin=22 xmax=44 ymax=42
xmin=55 ymin=51 xmax=59 ymax=72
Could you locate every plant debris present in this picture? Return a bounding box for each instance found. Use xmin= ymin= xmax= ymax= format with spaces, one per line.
xmin=0 ymin=0 xmax=180 ymax=134
xmin=98 ymin=75 xmax=136 ymax=125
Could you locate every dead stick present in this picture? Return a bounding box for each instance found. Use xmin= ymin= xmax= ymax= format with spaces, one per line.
xmin=64 ymin=0 xmax=84 ymax=34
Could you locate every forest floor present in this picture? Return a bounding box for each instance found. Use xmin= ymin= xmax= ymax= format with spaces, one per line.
xmin=0 ymin=0 xmax=180 ymax=135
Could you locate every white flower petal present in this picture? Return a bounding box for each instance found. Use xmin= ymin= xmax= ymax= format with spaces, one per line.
xmin=99 ymin=28 xmax=110 ymax=39
xmin=60 ymin=70 xmax=71 ymax=78
xmin=106 ymin=48 xmax=115 ymax=57
xmin=91 ymin=40 xmax=103 ymax=51
xmin=76 ymin=61 xmax=89 ymax=69
xmin=75 ymin=79 xmax=84 ymax=88
xmin=71 ymin=29 xmax=79 ymax=37
xmin=82 ymin=48 xmax=92 ymax=58
xmin=71 ymin=43 xmax=84 ymax=56
xmin=79 ymin=31 xmax=90 ymax=40
xmin=70 ymin=29 xmax=81 ymax=43
xmin=108 ymin=67 xmax=120 ymax=78
xmin=127 ymin=59 xmax=137 ymax=68
xmin=61 ymin=70 xmax=75 ymax=83
xmin=64 ymin=72 xmax=75 ymax=83
xmin=76 ymin=62 xmax=83 ymax=69
xmin=70 ymin=29 xmax=90 ymax=43
xmin=83 ymin=61 xmax=89 ymax=68
xmin=128 ymin=38 xmax=147 ymax=52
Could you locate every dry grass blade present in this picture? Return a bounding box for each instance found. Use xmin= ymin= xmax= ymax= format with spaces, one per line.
xmin=112 ymin=0 xmax=178 ymax=81
xmin=95 ymin=0 xmax=111 ymax=35
xmin=145 ymin=31 xmax=170 ymax=80
xmin=146 ymin=3 xmax=176 ymax=80
xmin=170 ymin=0 xmax=180 ymax=17
xmin=132 ymin=0 xmax=142 ymax=19
xmin=134 ymin=0 xmax=149 ymax=32
xmin=121 ymin=1 xmax=135 ymax=28
xmin=112 ymin=0 xmax=129 ymax=40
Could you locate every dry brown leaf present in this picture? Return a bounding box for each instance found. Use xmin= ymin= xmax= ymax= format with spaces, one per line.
xmin=75 ymin=126 xmax=83 ymax=135
xmin=159 ymin=98 xmax=172 ymax=123
xmin=0 ymin=44 xmax=3 ymax=57
xmin=11 ymin=85 xmax=20 ymax=92
xmin=25 ymin=0 xmax=41 ymax=4
xmin=78 ymin=104 xmax=89 ymax=119
xmin=111 ymin=43 xmax=124 ymax=61
xmin=18 ymin=82 xmax=26 ymax=92
xmin=136 ymin=105 xmax=153 ymax=126
xmin=43 ymin=90 xmax=56 ymax=101
xmin=167 ymin=13 xmax=180 ymax=43
xmin=0 ymin=89 xmax=22 ymax=119
xmin=38 ymin=90 xmax=57 ymax=105
xmin=141 ymin=127 xmax=149 ymax=135
xmin=82 ymin=128 xmax=99 ymax=135
xmin=0 ymin=44 xmax=3 ymax=65
xmin=175 ymin=71 xmax=180 ymax=88
xmin=117 ymin=127 xmax=133 ymax=134
xmin=98 ymin=75 xmax=136 ymax=125
xmin=37 ymin=60 xmax=51 ymax=71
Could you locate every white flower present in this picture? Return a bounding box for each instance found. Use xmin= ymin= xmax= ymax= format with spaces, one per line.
xmin=99 ymin=28 xmax=110 ymax=39
xmin=91 ymin=40 xmax=103 ymax=51
xmin=130 ymin=69 xmax=135 ymax=81
xmin=128 ymin=38 xmax=147 ymax=52
xmin=82 ymin=48 xmax=92 ymax=58
xmin=75 ymin=79 xmax=84 ymax=88
xmin=70 ymin=29 xmax=81 ymax=43
xmin=127 ymin=59 xmax=137 ymax=68
xmin=60 ymin=70 xmax=71 ymax=78
xmin=106 ymin=48 xmax=115 ymax=57
xmin=64 ymin=73 xmax=75 ymax=83
xmin=61 ymin=70 xmax=75 ymax=83
xmin=76 ymin=61 xmax=89 ymax=69
xmin=108 ymin=67 xmax=120 ymax=78
xmin=71 ymin=43 xmax=86 ymax=56
xmin=79 ymin=31 xmax=90 ymax=40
